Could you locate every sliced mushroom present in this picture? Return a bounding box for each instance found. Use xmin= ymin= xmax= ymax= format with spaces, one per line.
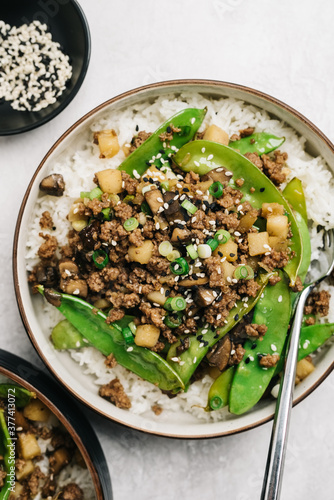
xmin=39 ymin=174 xmax=65 ymax=197
xmin=207 ymin=335 xmax=232 ymax=371
xmin=202 ymin=167 xmax=230 ymax=185
xmin=171 ymin=227 xmax=190 ymax=242
xmin=64 ymin=279 xmax=88 ymax=298
xmin=58 ymin=260 xmax=79 ymax=278
xmin=79 ymin=220 xmax=100 ymax=250
xmin=144 ymin=189 xmax=164 ymax=214
xmin=194 ymin=287 xmax=216 ymax=307
xmin=163 ymin=192 xmax=185 ymax=223
xmin=35 ymin=265 xmax=58 ymax=287
xmin=178 ymin=276 xmax=209 ymax=287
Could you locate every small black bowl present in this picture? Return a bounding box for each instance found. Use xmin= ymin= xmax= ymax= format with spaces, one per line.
xmin=0 ymin=349 xmax=112 ymax=499
xmin=0 ymin=0 xmax=91 ymax=135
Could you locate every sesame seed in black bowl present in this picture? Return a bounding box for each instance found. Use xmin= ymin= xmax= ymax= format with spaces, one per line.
xmin=0 ymin=0 xmax=91 ymax=135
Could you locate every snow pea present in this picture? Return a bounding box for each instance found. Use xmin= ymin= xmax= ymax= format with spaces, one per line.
xmin=0 ymin=385 xmax=34 ymax=408
xmin=118 ymin=108 xmax=206 ymax=177
xmin=167 ymin=272 xmax=274 ymax=389
xmin=0 ymin=410 xmax=12 ymax=500
xmin=174 ymin=141 xmax=303 ymax=287
xmin=38 ymin=286 xmax=184 ymax=392
xmin=229 ymin=271 xmax=291 ymax=415
xmin=229 ymin=132 xmax=285 ymax=156
xmin=283 ymin=177 xmax=308 ymax=223
xmin=206 ymin=366 xmax=235 ymax=411
xmin=51 ymin=319 xmax=91 ymax=350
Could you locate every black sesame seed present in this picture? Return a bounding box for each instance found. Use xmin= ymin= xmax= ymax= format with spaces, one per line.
xmin=251 ymin=343 xmax=257 ymax=350
xmin=145 ymin=161 xmax=151 ymax=167
xmin=165 ymin=289 xmax=171 ymax=296
xmin=148 ymin=178 xmax=154 ymax=184
xmin=183 ymin=187 xmax=190 ymax=192
xmin=245 ymin=357 xmax=250 ymax=364
xmin=229 ymin=253 xmax=235 ymax=257
xmin=197 ymin=334 xmax=203 ymax=341
xmin=135 ymin=125 xmax=139 ymax=132
xmin=159 ymin=149 xmax=165 ymax=154
xmin=218 ymin=251 xmax=223 ymax=257
xmin=166 ymin=126 xmax=171 ymax=133
xmin=234 ymin=314 xmax=239 ymax=321
xmin=260 ymin=187 xmax=265 ymax=192
xmin=203 ymin=341 xmax=209 ymax=347
xmin=216 ymin=295 xmax=223 ymax=303
xmin=257 ymin=353 xmax=264 ymax=360
xmin=143 ymin=177 xmax=149 ymax=182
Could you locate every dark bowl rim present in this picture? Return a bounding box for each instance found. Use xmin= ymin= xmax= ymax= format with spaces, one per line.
xmin=0 ymin=0 xmax=91 ymax=136
xmin=12 ymin=78 xmax=334 ymax=439
xmin=0 ymin=349 xmax=112 ymax=498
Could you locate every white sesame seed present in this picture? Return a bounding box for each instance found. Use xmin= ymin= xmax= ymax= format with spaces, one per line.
xmin=193 ymin=357 xmax=197 ymax=364
xmin=179 ymin=361 xmax=185 ymax=366
xmin=207 ymin=154 xmax=214 ymax=160
xmin=194 ymin=161 xmax=200 ymax=167
xmin=271 ymin=344 xmax=277 ymax=351
xmin=226 ymin=171 xmax=233 ymax=176
xmin=111 ymin=240 xmax=117 ymax=246
xmin=201 ymin=147 xmax=206 ymax=153
xmin=199 ymin=342 xmax=204 ymax=348
xmin=278 ymin=295 xmax=283 ymax=302
xmin=157 ymin=197 xmax=163 ymax=203
xmin=190 ymin=117 xmax=196 ymax=124
xmin=234 ymin=231 xmax=241 ymax=236
xmin=133 ymin=169 xmax=140 ymax=179
xmin=171 ymin=357 xmax=179 ymax=362
xmin=303 ymin=340 xmax=310 ymax=349
xmin=230 ymin=349 xmax=235 ymax=355
xmin=127 ymin=346 xmax=134 ymax=352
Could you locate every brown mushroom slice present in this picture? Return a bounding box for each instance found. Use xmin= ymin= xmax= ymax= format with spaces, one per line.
xmin=64 ymin=279 xmax=88 ymax=298
xmin=163 ymin=191 xmax=185 ymax=223
xmin=207 ymin=335 xmax=232 ymax=371
xmin=203 ymin=167 xmax=230 ymax=185
xmin=35 ymin=265 xmax=58 ymax=287
xmin=144 ymin=189 xmax=164 ymax=214
xmin=58 ymin=260 xmax=79 ymax=277
xmin=178 ymin=276 xmax=209 ymax=287
xmin=171 ymin=228 xmax=191 ymax=242
xmin=194 ymin=287 xmax=216 ymax=307
xmin=39 ymin=174 xmax=65 ymax=197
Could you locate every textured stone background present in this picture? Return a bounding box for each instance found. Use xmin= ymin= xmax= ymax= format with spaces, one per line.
xmin=1 ymin=1 xmax=333 ymax=499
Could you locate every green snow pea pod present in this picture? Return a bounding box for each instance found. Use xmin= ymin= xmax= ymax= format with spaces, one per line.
xmin=174 ymin=141 xmax=303 ymax=287
xmin=0 ymin=410 xmax=12 ymax=500
xmin=229 ymin=132 xmax=285 ymax=156
xmin=206 ymin=366 xmax=235 ymax=411
xmin=38 ymin=287 xmax=184 ymax=392
xmin=167 ymin=272 xmax=274 ymax=389
xmin=283 ymin=177 xmax=308 ymax=223
xmin=51 ymin=319 xmax=91 ymax=350
xmin=118 ymin=108 xmax=206 ymax=177
xmin=229 ymin=271 xmax=291 ymax=415
xmin=0 ymin=385 xmax=34 ymax=408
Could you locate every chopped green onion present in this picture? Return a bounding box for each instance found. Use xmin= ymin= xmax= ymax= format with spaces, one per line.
xmin=101 ymin=208 xmax=112 ymax=221
xmin=170 ymin=257 xmax=189 ymax=275
xmin=170 ymin=296 xmax=187 ymax=311
xmin=159 ymin=241 xmax=173 ymax=257
xmin=164 ymin=297 xmax=173 ymax=311
xmin=80 ymin=191 xmax=90 ymax=199
xmin=123 ymin=217 xmax=139 ymax=231
xmin=210 ymin=396 xmax=224 ymax=410
xmin=128 ymin=322 xmax=137 ymax=335
xmin=141 ymin=201 xmax=152 ymax=216
xmin=89 ymin=187 xmax=103 ymax=201
xmin=167 ymin=250 xmax=181 ymax=262
xmin=207 ymin=239 xmax=219 ymax=252
xmin=186 ymin=244 xmax=198 ymax=260
xmin=197 ymin=244 xmax=212 ymax=259
xmin=233 ymin=265 xmax=254 ymax=280
xmin=209 ymin=181 xmax=224 ymax=198
xmin=164 ymin=312 xmax=183 ymax=329
xmin=214 ymin=229 xmax=231 ymax=244
xmin=160 ymin=181 xmax=170 ymax=191
xmin=92 ymin=249 xmax=109 ymax=269
xmin=109 ymin=194 xmax=120 ymax=204
xmin=121 ymin=326 xmax=135 ymax=344
xmin=181 ymin=199 xmax=198 ymax=214
xmin=123 ymin=195 xmax=135 ymax=204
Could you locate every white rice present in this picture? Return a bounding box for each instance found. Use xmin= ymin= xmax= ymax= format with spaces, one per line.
xmin=25 ymin=92 xmax=334 ymax=423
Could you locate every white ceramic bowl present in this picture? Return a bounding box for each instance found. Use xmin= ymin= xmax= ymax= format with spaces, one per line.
xmin=13 ymin=80 xmax=334 ymax=438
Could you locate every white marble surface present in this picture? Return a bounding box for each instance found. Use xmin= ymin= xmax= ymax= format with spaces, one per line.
xmin=1 ymin=0 xmax=334 ymax=499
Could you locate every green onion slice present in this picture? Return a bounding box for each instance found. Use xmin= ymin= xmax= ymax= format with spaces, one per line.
xmin=209 ymin=181 xmax=224 ymax=198
xmin=80 ymin=191 xmax=90 ymax=199
xmin=123 ymin=195 xmax=135 ymax=204
xmin=123 ymin=217 xmax=139 ymax=231
xmin=214 ymin=229 xmax=231 ymax=244
xmin=233 ymin=265 xmax=254 ymax=280
xmin=181 ymin=199 xmax=198 ymax=214
xmin=89 ymin=187 xmax=103 ymax=201
xmin=159 ymin=241 xmax=173 ymax=257
xmin=141 ymin=201 xmax=152 ymax=216
xmin=170 ymin=257 xmax=189 ymax=275
xmin=167 ymin=250 xmax=181 ymax=262
xmin=186 ymin=244 xmax=198 ymax=260
xmin=207 ymin=238 xmax=219 ymax=251
xmin=210 ymin=396 xmax=224 ymax=410
xmin=164 ymin=312 xmax=183 ymax=329
xmin=170 ymin=296 xmax=187 ymax=311
xmin=160 ymin=181 xmax=170 ymax=191
xmin=164 ymin=297 xmax=173 ymax=311
xmin=128 ymin=322 xmax=137 ymax=335
xmin=92 ymin=249 xmax=109 ymax=269
xmin=121 ymin=326 xmax=135 ymax=344
xmin=101 ymin=208 xmax=111 ymax=221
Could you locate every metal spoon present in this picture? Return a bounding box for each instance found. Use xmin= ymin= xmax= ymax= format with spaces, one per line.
xmin=261 ymin=229 xmax=334 ymax=500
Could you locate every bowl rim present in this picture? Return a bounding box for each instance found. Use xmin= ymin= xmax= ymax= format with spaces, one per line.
xmin=0 ymin=0 xmax=91 ymax=136
xmin=0 ymin=349 xmax=112 ymax=498
xmin=13 ymin=78 xmax=334 ymax=438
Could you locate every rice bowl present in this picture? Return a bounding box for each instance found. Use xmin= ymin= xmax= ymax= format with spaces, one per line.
xmin=14 ymin=80 xmax=334 ymax=438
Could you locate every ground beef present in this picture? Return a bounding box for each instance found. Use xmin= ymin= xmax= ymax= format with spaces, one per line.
xmin=129 ymin=131 xmax=152 ymax=153
xmin=141 ymin=220 xmax=155 ymax=239
xmin=27 ymin=466 xmax=45 ymax=496
xmin=204 ymin=256 xmax=226 ymax=288
xmin=235 ymin=178 xmax=245 ymax=187
xmin=139 ymin=301 xmax=166 ymax=329
xmin=146 ymin=255 xmax=171 ymax=275
xmin=38 ymin=233 xmax=58 ymax=260
xmin=100 ymin=219 xmax=128 ymax=242
xmin=244 ymin=152 xmax=264 ymax=170
xmin=262 ymin=150 xmax=288 ymax=186
xmin=105 ymin=353 xmax=117 ymax=368
xmin=86 ymin=271 xmax=105 ymax=293
xmin=39 ymin=210 xmax=53 ymax=229
xmin=99 ymin=379 xmax=131 ymax=409
xmin=121 ymin=170 xmax=139 ymax=194
xmin=184 ymin=171 xmax=200 ymax=184
xmin=229 ymin=344 xmax=245 ymax=365
xmin=42 ymin=477 xmax=56 ymax=498
xmin=240 ymin=126 xmax=255 ymax=138
xmin=128 ymin=228 xmax=145 ymax=247
xmin=152 ymin=405 xmax=163 ymax=415
xmin=101 ymin=266 xmax=120 ymax=282
xmin=106 ymin=291 xmax=140 ymax=309
xmin=305 ymin=316 xmax=316 ymax=326
xmin=58 ymin=483 xmax=84 ymax=500
xmin=159 ymin=123 xmax=181 ymax=143
xmin=245 ymin=323 xmax=268 ymax=338
xmin=261 ymin=250 xmax=290 ymax=270
xmin=260 ymin=353 xmax=280 ymax=367
xmin=304 ymin=290 xmax=331 ymax=317
xmin=269 ymin=274 xmax=282 ymax=286
xmin=237 ymin=279 xmax=260 ymax=297
xmin=217 ymin=186 xmax=242 ymax=209
xmin=215 ymin=211 xmax=240 ymax=230
xmin=106 ymin=308 xmax=125 ymax=324
xmin=290 ymin=276 xmax=303 ymax=292
xmin=113 ymin=202 xmax=134 ymax=222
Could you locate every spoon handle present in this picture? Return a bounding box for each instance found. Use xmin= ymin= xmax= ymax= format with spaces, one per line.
xmin=260 ymin=285 xmax=312 ymax=500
